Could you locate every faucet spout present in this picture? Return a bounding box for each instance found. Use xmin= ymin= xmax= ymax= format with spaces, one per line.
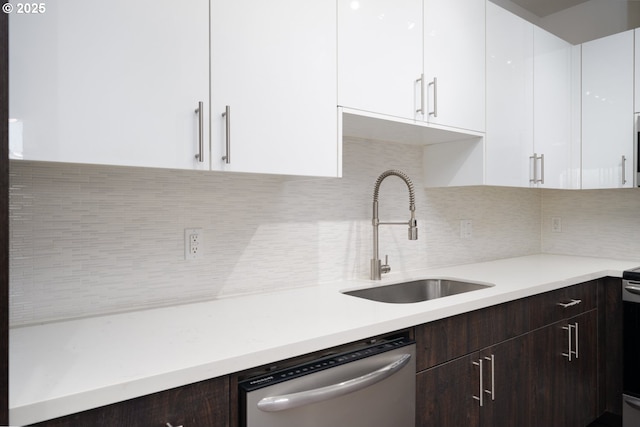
xmin=371 ymin=170 xmax=418 ymax=280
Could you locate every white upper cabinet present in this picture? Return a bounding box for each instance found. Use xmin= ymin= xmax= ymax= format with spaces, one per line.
xmin=338 ymin=0 xmax=485 ymax=138
xmin=533 ymin=27 xmax=580 ymax=189
xmin=423 ymin=0 xmax=485 ymax=133
xmin=485 ymin=2 xmax=534 ymax=187
xmin=486 ymin=3 xmax=578 ymax=189
xmin=337 ymin=0 xmax=423 ymax=121
xmin=212 ymin=0 xmax=340 ymax=177
xmin=582 ymin=30 xmax=634 ymax=189
xmin=9 ymin=0 xmax=210 ymax=170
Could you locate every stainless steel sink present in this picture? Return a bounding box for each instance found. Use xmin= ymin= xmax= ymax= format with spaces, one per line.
xmin=343 ymin=278 xmax=494 ymax=303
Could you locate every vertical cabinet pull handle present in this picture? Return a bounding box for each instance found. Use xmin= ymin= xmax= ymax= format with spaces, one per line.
xmin=484 ymin=354 xmax=495 ymax=401
xmin=472 ymin=358 xmax=484 ymax=407
xmin=416 ymin=74 xmax=425 ymax=115
xmin=529 ymin=154 xmax=537 ymax=183
xmin=195 ymin=101 xmax=204 ymax=162
xmin=529 ymin=153 xmax=545 ymax=184
xmin=562 ymin=324 xmax=573 ymax=361
xmin=562 ymin=322 xmax=579 ymax=361
xmin=622 ymin=155 xmax=627 ymax=185
xmin=428 ymin=77 xmax=438 ymax=117
xmin=573 ymin=322 xmax=579 ymax=359
xmin=222 ymin=105 xmax=231 ymax=164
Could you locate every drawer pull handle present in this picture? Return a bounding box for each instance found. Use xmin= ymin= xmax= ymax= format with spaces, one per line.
xmin=557 ymin=299 xmax=581 ymax=308
xmin=166 ymin=423 xmax=183 ymax=427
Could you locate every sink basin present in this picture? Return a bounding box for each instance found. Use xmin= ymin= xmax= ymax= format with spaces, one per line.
xmin=343 ymin=278 xmax=494 ymax=303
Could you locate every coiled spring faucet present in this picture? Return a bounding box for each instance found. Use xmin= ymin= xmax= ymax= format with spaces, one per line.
xmin=371 ymin=170 xmax=418 ymax=280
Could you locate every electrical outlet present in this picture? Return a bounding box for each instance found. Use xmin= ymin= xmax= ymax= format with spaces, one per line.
xmin=460 ymin=219 xmax=473 ymax=239
xmin=184 ymin=228 xmax=203 ymax=260
xmin=551 ymin=217 xmax=562 ymax=233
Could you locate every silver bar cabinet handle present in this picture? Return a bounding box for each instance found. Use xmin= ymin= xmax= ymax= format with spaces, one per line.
xmin=472 ymin=358 xmax=484 ymax=407
xmin=257 ymin=353 xmax=411 ymax=412
xmin=622 ymin=155 xmax=627 ymax=185
xmin=429 ymin=77 xmax=438 ymax=117
xmin=556 ymin=299 xmax=581 ymax=308
xmin=195 ymin=101 xmax=204 ymax=162
xmin=166 ymin=423 xmax=183 ymax=427
xmin=529 ymin=153 xmax=538 ymax=183
xmin=539 ymin=153 xmax=545 ymax=184
xmin=484 ymin=354 xmax=495 ymax=401
xmin=416 ymin=74 xmax=425 ymax=115
xmin=573 ymin=322 xmax=579 ymax=359
xmin=222 ymin=105 xmax=231 ymax=164
xmin=562 ymin=324 xmax=573 ymax=361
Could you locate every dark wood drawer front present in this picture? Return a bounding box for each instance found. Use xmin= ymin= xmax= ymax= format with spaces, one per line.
xmin=416 ymin=298 xmax=528 ymax=371
xmin=529 ymin=280 xmax=598 ymax=331
xmin=31 ymin=376 xmax=229 ymax=427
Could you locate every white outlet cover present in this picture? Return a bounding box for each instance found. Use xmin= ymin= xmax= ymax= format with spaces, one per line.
xmin=460 ymin=219 xmax=473 ymax=239
xmin=184 ymin=228 xmax=203 ymax=260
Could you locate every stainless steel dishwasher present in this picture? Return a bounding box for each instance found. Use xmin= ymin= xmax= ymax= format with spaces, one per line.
xmin=239 ymin=336 xmax=416 ymax=427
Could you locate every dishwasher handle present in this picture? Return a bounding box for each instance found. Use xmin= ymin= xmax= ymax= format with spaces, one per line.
xmin=257 ymin=353 xmax=412 ymax=412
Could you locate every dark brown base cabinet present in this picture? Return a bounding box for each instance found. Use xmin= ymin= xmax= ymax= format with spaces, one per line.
xmin=417 ymin=333 xmax=530 ymax=427
xmin=530 ymin=310 xmax=598 ymax=427
xmin=416 ymin=280 xmax=612 ymax=427
xmin=29 ymin=376 xmax=229 ymax=427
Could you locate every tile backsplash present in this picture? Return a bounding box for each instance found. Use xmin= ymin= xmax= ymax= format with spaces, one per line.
xmin=542 ymin=188 xmax=640 ymax=258
xmin=10 ymin=138 xmax=545 ymax=326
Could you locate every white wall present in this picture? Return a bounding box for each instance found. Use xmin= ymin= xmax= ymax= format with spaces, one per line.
xmin=9 ymin=138 xmax=542 ymax=326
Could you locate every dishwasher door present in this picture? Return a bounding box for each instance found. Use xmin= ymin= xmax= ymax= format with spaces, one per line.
xmin=240 ymin=338 xmax=416 ymax=427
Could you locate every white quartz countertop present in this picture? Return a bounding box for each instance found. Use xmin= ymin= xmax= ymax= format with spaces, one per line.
xmin=9 ymin=254 xmax=640 ymax=425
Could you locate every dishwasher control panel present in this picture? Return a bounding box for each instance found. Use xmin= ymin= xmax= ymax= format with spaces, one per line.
xmin=239 ymin=336 xmax=414 ymax=392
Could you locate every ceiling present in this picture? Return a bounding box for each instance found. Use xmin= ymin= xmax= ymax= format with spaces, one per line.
xmin=493 ymin=0 xmax=640 ymax=44
xmin=510 ymin=0 xmax=591 ymax=17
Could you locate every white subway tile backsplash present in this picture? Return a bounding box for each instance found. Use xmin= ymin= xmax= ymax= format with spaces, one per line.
xmin=9 ymin=138 xmax=542 ymax=326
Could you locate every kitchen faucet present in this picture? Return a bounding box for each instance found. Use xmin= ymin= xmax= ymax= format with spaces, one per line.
xmin=371 ymin=170 xmax=418 ymax=280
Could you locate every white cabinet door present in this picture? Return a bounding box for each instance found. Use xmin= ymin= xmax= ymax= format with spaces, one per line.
xmin=337 ymin=0 xmax=423 ymax=121
xmin=9 ymin=0 xmax=209 ymax=170
xmin=212 ymin=0 xmax=339 ymax=177
xmin=533 ymin=26 xmax=580 ymax=189
xmin=423 ymin=0 xmax=485 ymax=133
xmin=485 ymin=2 xmax=534 ymax=187
xmin=582 ymin=30 xmax=634 ymax=189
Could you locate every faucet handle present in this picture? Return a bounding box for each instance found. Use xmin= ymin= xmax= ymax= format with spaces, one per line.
xmin=381 ymin=255 xmax=391 ymax=274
